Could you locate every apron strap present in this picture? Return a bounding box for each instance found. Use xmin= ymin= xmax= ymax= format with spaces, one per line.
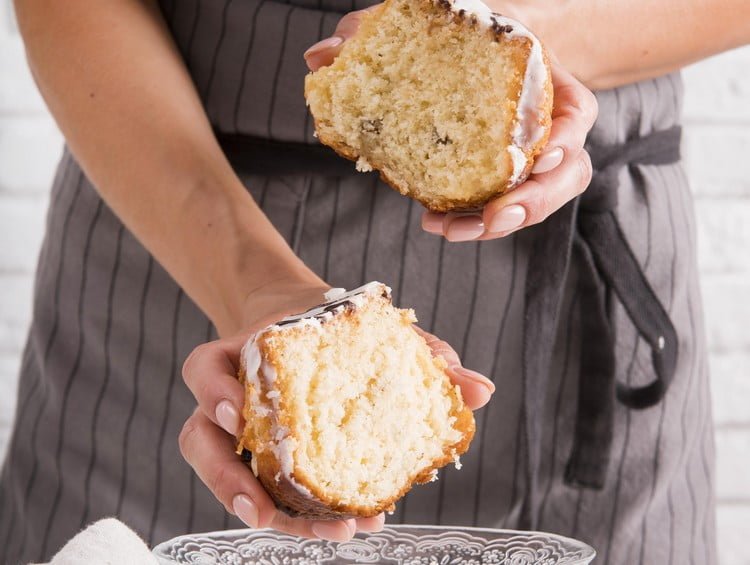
xmin=521 ymin=125 xmax=682 ymax=527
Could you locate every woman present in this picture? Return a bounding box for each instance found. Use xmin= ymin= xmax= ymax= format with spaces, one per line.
xmin=1 ymin=0 xmax=747 ymax=563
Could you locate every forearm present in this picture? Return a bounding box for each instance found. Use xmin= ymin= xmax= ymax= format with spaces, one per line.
xmin=502 ymin=0 xmax=750 ymax=90
xmin=14 ymin=0 xmax=322 ymax=335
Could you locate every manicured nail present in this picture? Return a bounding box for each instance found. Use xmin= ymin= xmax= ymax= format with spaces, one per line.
xmin=445 ymin=215 xmax=484 ymax=242
xmin=488 ymin=205 xmax=526 ymax=233
xmin=216 ymin=400 xmax=240 ymax=436
xmin=312 ymin=521 xmax=354 ymax=542
xmin=233 ymin=494 xmax=259 ymax=528
xmin=357 ymin=514 xmax=386 ymax=533
xmin=304 ymin=36 xmax=344 ymax=59
xmin=422 ymin=213 xmax=444 ymax=234
xmin=371 ymin=515 xmax=386 ymax=532
xmin=532 ymin=147 xmax=564 ymax=174
xmin=344 ymin=519 xmax=357 ymax=536
xmin=456 ymin=367 xmax=496 ymax=393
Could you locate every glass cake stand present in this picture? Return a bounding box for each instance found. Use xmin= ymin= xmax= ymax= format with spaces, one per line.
xmin=153 ymin=524 xmax=596 ymax=564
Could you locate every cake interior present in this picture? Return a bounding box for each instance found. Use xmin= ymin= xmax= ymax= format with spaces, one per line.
xmin=260 ymin=297 xmax=467 ymax=508
xmin=305 ymin=0 xmax=530 ymax=209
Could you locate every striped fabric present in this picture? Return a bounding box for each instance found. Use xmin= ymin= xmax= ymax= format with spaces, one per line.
xmin=0 ymin=1 xmax=716 ymax=564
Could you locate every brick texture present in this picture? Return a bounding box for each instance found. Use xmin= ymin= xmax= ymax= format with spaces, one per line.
xmin=1 ymin=5 xmax=749 ymax=562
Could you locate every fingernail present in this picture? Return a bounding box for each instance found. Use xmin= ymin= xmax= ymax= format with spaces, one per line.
xmin=233 ymin=494 xmax=259 ymax=528
xmin=369 ymin=514 xmax=386 ymax=532
xmin=532 ymin=147 xmax=564 ymax=174
xmin=445 ymin=215 xmax=484 ymax=242
xmin=373 ymin=515 xmax=386 ymax=532
xmin=422 ymin=213 xmax=443 ymax=234
xmin=304 ymin=36 xmax=344 ymax=59
xmin=488 ymin=205 xmax=526 ymax=233
xmin=344 ymin=518 xmax=357 ymax=536
xmin=216 ymin=400 xmax=240 ymax=436
xmin=312 ymin=521 xmax=353 ymax=542
xmin=456 ymin=367 xmax=496 ymax=393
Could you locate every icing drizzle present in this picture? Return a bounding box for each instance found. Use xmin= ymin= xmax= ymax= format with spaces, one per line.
xmin=240 ymin=281 xmax=391 ymax=499
xmin=446 ymin=0 xmax=549 ymax=184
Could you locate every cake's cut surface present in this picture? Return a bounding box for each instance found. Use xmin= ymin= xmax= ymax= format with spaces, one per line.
xmin=304 ymin=0 xmax=552 ymax=212
xmin=238 ymin=283 xmax=475 ymax=519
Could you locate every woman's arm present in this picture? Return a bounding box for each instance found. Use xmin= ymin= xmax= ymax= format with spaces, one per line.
xmin=504 ymin=0 xmax=750 ymax=90
xmin=12 ymin=0 xmax=358 ymax=538
xmin=13 ymin=0 xmax=323 ymax=338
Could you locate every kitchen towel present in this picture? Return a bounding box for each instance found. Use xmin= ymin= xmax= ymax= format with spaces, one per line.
xmin=31 ymin=518 xmax=157 ymax=565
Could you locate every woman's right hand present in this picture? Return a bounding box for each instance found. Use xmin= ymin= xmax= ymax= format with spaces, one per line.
xmin=304 ymin=7 xmax=598 ymax=244
xmin=179 ymin=278 xmax=495 ymax=541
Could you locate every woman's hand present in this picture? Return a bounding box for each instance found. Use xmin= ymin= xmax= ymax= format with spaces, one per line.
xmin=304 ymin=8 xmax=598 ymax=243
xmin=179 ymin=281 xmax=495 ymax=542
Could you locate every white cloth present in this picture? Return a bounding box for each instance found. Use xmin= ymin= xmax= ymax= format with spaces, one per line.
xmin=31 ymin=518 xmax=158 ymax=565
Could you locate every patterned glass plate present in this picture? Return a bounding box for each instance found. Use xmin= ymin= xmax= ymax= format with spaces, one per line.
xmin=152 ymin=524 xmax=596 ymax=564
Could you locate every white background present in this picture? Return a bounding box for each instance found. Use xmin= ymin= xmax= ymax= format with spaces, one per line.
xmin=1 ymin=1 xmax=749 ymax=562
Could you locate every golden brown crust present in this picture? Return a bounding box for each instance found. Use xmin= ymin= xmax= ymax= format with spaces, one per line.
xmin=236 ymin=315 xmax=476 ymax=520
xmin=305 ymin=0 xmax=554 ymax=213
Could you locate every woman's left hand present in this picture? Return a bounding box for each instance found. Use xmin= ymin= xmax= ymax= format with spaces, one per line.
xmin=304 ymin=8 xmax=598 ymax=242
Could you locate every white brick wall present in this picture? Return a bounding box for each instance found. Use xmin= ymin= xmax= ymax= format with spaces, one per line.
xmin=1 ymin=2 xmax=748 ymax=560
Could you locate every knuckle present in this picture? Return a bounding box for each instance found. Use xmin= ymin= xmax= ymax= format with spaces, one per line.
xmin=207 ymin=464 xmax=232 ymax=501
xmin=577 ymin=151 xmax=594 ymax=190
xmin=582 ymin=90 xmax=599 ymax=125
xmin=182 ymin=342 xmax=209 ymax=383
xmin=524 ymin=190 xmax=552 ymax=225
xmin=178 ymin=416 xmax=200 ymax=460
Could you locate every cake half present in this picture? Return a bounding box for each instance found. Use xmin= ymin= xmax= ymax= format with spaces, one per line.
xmin=237 ymin=282 xmax=475 ymax=519
xmin=305 ymin=0 xmax=553 ymax=212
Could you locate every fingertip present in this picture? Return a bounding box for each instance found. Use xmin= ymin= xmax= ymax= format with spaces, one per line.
xmin=422 ymin=211 xmax=444 ymax=234
xmin=311 ymin=521 xmax=355 ymax=542
xmin=232 ymin=494 xmax=259 ymax=529
xmin=215 ymin=400 xmax=241 ymax=436
xmin=443 ymin=215 xmax=485 ymax=243
xmin=356 ymin=513 xmax=386 ymax=533
xmin=344 ymin=518 xmax=357 ymax=537
xmin=456 ymin=367 xmax=495 ymax=393
xmin=446 ymin=366 xmax=494 ymax=410
xmin=532 ymin=146 xmax=565 ymax=174
xmin=464 ymin=384 xmax=493 ymax=411
xmin=303 ymin=36 xmax=344 ymax=71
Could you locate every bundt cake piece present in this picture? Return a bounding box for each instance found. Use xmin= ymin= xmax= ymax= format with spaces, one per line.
xmin=237 ymin=282 xmax=475 ymax=519
xmin=304 ymin=0 xmax=553 ymax=212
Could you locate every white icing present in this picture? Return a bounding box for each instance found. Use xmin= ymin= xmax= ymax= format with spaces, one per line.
xmin=323 ymin=287 xmax=347 ymax=301
xmin=273 ymin=435 xmax=313 ymax=497
xmin=448 ymin=0 xmax=549 ymax=185
xmin=355 ymin=156 xmax=373 ymax=172
xmin=453 ymin=455 xmax=463 ymax=470
xmin=507 ymin=145 xmax=527 ymax=181
xmin=267 ymin=281 xmax=389 ymax=332
xmin=240 ymin=281 xmax=392 ymax=501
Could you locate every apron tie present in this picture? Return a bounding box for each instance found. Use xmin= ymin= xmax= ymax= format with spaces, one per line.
xmin=520 ymin=125 xmax=682 ymax=527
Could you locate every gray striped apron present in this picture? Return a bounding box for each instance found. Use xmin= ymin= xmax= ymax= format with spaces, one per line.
xmin=0 ymin=0 xmax=717 ymax=564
